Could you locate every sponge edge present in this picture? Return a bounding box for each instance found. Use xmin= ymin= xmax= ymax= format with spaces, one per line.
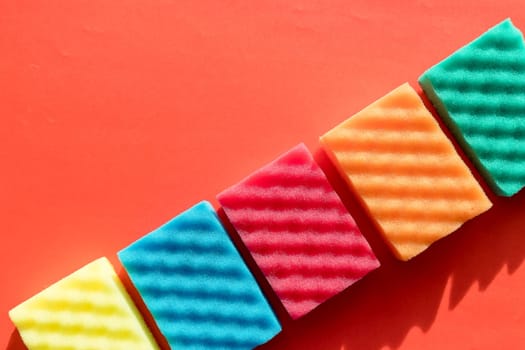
xmin=9 ymin=257 xmax=159 ymax=350
xmin=419 ymin=18 xmax=525 ymax=197
xmin=320 ymin=83 xmax=492 ymax=261
xmin=118 ymin=201 xmax=281 ymax=350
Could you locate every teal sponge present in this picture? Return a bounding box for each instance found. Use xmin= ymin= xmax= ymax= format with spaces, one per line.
xmin=118 ymin=201 xmax=281 ymax=350
xmin=419 ymin=18 xmax=525 ymax=196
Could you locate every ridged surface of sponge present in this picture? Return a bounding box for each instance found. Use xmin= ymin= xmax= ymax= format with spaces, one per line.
xmin=320 ymin=83 xmax=492 ymax=261
xmin=118 ymin=201 xmax=281 ymax=350
xmin=419 ymin=19 xmax=525 ymax=197
xmin=9 ymin=257 xmax=159 ymax=350
xmin=217 ymin=144 xmax=379 ymax=319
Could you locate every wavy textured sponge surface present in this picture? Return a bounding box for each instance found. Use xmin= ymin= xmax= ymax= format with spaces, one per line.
xmin=320 ymin=83 xmax=492 ymax=261
xmin=9 ymin=257 xmax=159 ymax=350
xmin=118 ymin=201 xmax=281 ymax=350
xmin=217 ymin=143 xmax=379 ymax=319
xmin=419 ymin=19 xmax=525 ymax=197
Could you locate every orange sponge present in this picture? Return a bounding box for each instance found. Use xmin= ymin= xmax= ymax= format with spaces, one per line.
xmin=320 ymin=83 xmax=492 ymax=261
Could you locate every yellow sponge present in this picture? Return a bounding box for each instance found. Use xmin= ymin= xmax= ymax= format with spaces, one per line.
xmin=9 ymin=257 xmax=159 ymax=350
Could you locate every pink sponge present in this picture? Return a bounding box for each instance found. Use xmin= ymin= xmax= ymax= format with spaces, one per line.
xmin=217 ymin=143 xmax=380 ymax=319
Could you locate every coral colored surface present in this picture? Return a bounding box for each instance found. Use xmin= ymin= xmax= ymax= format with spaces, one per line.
xmin=1 ymin=1 xmax=525 ymax=349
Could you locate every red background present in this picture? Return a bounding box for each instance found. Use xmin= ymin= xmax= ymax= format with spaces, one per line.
xmin=2 ymin=1 xmax=525 ymax=349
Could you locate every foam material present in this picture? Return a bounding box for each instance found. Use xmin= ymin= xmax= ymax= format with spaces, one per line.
xmin=320 ymin=83 xmax=492 ymax=261
xmin=118 ymin=201 xmax=281 ymax=350
xmin=217 ymin=143 xmax=379 ymax=319
xmin=419 ymin=19 xmax=525 ymax=197
xmin=9 ymin=257 xmax=159 ymax=350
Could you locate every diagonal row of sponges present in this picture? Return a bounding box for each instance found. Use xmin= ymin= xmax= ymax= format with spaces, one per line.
xmin=8 ymin=144 xmax=381 ymax=350
xmin=9 ymin=17 xmax=525 ymax=350
xmin=320 ymin=18 xmax=525 ymax=261
xmin=10 ymin=202 xmax=283 ymax=350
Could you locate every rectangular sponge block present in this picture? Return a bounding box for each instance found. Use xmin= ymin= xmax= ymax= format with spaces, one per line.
xmin=9 ymin=257 xmax=159 ymax=350
xmin=217 ymin=143 xmax=380 ymax=319
xmin=419 ymin=18 xmax=525 ymax=197
xmin=320 ymin=83 xmax=492 ymax=261
xmin=118 ymin=201 xmax=281 ymax=350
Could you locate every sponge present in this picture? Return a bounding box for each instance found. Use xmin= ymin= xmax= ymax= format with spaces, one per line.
xmin=9 ymin=257 xmax=159 ymax=350
xmin=320 ymin=83 xmax=492 ymax=261
xmin=217 ymin=143 xmax=379 ymax=319
xmin=118 ymin=201 xmax=281 ymax=350
xmin=419 ymin=18 xmax=525 ymax=197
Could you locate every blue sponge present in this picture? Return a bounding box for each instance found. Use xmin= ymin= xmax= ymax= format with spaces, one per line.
xmin=118 ymin=201 xmax=281 ymax=349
